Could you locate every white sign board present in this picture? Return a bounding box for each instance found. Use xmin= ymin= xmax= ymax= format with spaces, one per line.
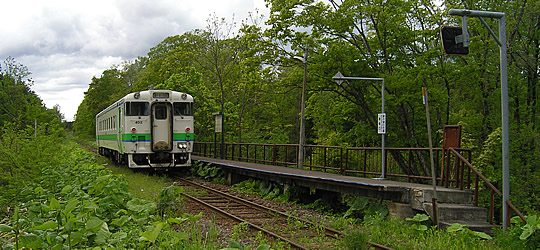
xmin=215 ymin=114 xmax=222 ymax=133
xmin=378 ymin=113 xmax=386 ymax=134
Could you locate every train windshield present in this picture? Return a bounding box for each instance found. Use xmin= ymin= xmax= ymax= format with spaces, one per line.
xmin=126 ymin=102 xmax=149 ymax=116
xmin=173 ymin=102 xmax=193 ymax=116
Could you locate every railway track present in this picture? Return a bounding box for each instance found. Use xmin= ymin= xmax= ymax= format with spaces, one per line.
xmin=78 ymin=141 xmax=392 ymax=249
xmin=175 ymin=178 xmax=393 ymax=250
xmin=176 ymin=178 xmax=340 ymax=249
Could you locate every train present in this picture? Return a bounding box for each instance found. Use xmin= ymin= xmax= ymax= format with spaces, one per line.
xmin=96 ymin=90 xmax=194 ymax=169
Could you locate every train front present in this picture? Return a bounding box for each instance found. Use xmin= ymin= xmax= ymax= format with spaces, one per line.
xmin=125 ymin=90 xmax=194 ymax=169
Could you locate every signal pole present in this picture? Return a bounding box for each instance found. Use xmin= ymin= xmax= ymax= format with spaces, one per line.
xmin=447 ymin=9 xmax=510 ymax=231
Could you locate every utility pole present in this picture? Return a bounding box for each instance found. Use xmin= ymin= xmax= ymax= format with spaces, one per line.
xmin=294 ymin=45 xmax=308 ymax=169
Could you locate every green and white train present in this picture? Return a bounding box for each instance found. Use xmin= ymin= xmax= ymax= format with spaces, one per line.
xmin=96 ymin=90 xmax=194 ymax=169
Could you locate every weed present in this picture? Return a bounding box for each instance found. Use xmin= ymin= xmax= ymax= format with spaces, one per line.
xmin=157 ymin=183 xmax=184 ymax=218
xmin=231 ymin=222 xmax=250 ymax=241
xmin=191 ymin=161 xmax=224 ymax=181
xmin=0 ymin=142 xmax=225 ymax=249
xmin=405 ymin=213 xmax=430 ymax=231
xmin=342 ymin=228 xmax=369 ymax=250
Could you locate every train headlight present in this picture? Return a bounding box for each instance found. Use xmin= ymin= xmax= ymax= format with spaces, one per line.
xmin=185 ymin=127 xmax=191 ymax=132
xmin=177 ymin=142 xmax=187 ymax=149
xmin=131 ymin=127 xmax=136 ymax=133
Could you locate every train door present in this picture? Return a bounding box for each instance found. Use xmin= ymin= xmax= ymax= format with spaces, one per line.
xmin=151 ymin=102 xmax=172 ymax=151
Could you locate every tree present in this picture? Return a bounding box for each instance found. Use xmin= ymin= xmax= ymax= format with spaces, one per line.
xmin=73 ymin=68 xmax=131 ymax=138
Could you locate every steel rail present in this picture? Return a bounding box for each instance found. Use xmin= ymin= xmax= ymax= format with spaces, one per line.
xmin=178 ymin=178 xmax=394 ymax=250
xmin=178 ymin=178 xmax=342 ymax=238
xmin=180 ymin=192 xmax=307 ymax=249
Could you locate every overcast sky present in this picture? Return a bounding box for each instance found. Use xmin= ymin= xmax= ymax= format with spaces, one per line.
xmin=0 ymin=0 xmax=268 ymax=121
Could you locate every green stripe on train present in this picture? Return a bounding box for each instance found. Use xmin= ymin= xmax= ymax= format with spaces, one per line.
xmin=97 ymin=133 xmax=194 ymax=141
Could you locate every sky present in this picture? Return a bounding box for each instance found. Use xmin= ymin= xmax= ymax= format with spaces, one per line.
xmin=0 ymin=0 xmax=268 ymax=121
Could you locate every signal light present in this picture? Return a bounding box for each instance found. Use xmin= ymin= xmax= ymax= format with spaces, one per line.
xmin=440 ymin=26 xmax=469 ymax=55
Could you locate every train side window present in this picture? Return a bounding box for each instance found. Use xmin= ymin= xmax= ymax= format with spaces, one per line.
xmin=126 ymin=102 xmax=149 ymax=116
xmin=173 ymin=102 xmax=193 ymax=116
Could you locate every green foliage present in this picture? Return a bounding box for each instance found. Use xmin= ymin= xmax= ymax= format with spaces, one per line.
xmin=191 ymin=161 xmax=224 ymax=181
xmin=0 ymin=143 xmax=222 ymax=249
xmin=156 ymin=183 xmax=184 ymax=218
xmin=518 ymin=215 xmax=539 ymax=241
xmin=73 ymin=67 xmax=131 ymax=138
xmin=231 ymin=179 xmax=283 ymax=201
xmin=492 ymin=215 xmax=540 ymax=249
xmin=0 ymin=123 xmax=64 ymax=213
xmin=231 ymin=222 xmax=250 ymax=242
xmin=225 ymin=239 xmax=271 ymax=250
xmin=231 ymin=179 xmax=262 ymax=194
xmin=342 ymin=196 xmax=388 ymax=224
xmin=0 ymin=57 xmax=64 ymax=129
xmin=69 ymin=0 xmax=537 ymax=216
xmin=362 ymin=217 xmax=500 ymax=249
xmin=406 ymin=213 xmax=430 ymax=232
xmin=445 ymin=223 xmax=493 ymax=241
xmin=342 ymin=228 xmax=369 ymax=250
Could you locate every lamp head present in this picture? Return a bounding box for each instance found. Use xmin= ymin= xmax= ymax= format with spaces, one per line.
xmin=333 ymin=71 xmax=345 ymax=85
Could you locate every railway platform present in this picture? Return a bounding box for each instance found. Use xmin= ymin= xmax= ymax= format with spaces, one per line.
xmin=192 ymin=155 xmax=494 ymax=233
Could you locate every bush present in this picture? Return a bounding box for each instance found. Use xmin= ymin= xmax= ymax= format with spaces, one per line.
xmin=0 ymin=144 xmax=218 ymax=249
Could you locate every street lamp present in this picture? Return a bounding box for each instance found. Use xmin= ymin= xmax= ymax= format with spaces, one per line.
xmin=293 ymin=45 xmax=308 ymax=169
xmin=448 ymin=8 xmax=511 ymax=231
xmin=333 ymin=71 xmax=387 ymax=179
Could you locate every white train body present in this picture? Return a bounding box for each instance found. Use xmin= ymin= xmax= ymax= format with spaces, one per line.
xmin=96 ymin=90 xmax=194 ymax=169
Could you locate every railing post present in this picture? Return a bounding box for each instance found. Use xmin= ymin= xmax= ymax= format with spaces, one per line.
xmin=323 ymin=147 xmax=327 ymax=172
xmin=232 ymin=143 xmax=235 ymax=160
xmin=490 ymin=190 xmax=495 ymax=224
xmin=255 ymin=144 xmax=258 ymax=163
xmin=309 ymin=146 xmax=313 ymax=170
xmin=363 ymin=149 xmax=368 ymax=177
xmin=340 ymin=147 xmax=343 ymax=175
xmin=435 ymin=149 xmax=440 ymax=181
xmin=440 ymin=149 xmax=445 ymax=186
xmin=445 ymin=149 xmax=451 ymax=188
xmin=455 ymin=153 xmax=461 ymax=188
xmin=272 ymin=144 xmax=277 ymax=165
xmin=343 ymin=148 xmax=348 ymax=175
xmin=460 ymin=155 xmax=465 ymax=190
xmin=467 ymin=150 xmax=472 ymax=189
xmin=475 ymin=174 xmax=479 ymax=206
xmin=239 ymin=144 xmax=243 ymax=161
xmin=247 ymin=144 xmax=250 ymax=162
xmin=408 ymin=149 xmax=412 ymax=183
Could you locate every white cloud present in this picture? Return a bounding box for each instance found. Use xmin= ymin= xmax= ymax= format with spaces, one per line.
xmin=0 ymin=0 xmax=268 ymax=121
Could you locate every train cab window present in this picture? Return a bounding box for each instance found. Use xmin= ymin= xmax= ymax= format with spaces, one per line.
xmin=154 ymin=104 xmax=168 ymax=120
xmin=126 ymin=102 xmax=149 ymax=116
xmin=173 ymin=102 xmax=193 ymax=116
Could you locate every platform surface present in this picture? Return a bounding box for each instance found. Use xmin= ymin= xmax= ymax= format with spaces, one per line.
xmin=192 ymin=156 xmax=466 ymax=194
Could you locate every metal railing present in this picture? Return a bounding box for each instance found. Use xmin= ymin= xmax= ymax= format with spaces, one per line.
xmin=194 ymin=142 xmax=469 ymax=184
xmin=446 ymin=148 xmax=526 ymax=224
xmin=193 ymin=142 xmax=526 ymax=224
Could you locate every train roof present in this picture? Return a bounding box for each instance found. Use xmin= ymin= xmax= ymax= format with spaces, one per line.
xmin=96 ymin=90 xmax=193 ymax=118
xmin=123 ymin=90 xmax=193 ymax=102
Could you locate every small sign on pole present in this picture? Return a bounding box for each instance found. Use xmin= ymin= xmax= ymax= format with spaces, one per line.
xmin=215 ymin=113 xmax=222 ymax=133
xmin=378 ymin=113 xmax=386 ymax=134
